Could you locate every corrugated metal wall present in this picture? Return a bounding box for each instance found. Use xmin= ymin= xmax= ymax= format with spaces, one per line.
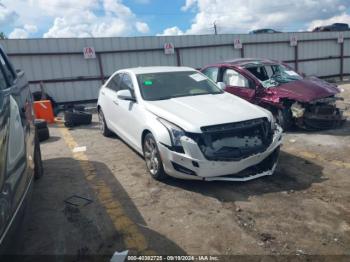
xmin=1 ymin=31 xmax=349 ymax=103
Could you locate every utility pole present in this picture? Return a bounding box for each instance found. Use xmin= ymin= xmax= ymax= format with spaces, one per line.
xmin=213 ymin=21 xmax=217 ymax=35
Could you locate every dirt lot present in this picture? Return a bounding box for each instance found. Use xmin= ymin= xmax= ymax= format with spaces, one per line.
xmin=9 ymin=83 xmax=350 ymax=260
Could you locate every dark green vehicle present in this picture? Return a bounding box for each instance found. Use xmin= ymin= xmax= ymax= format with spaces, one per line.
xmin=0 ymin=45 xmax=43 ymax=252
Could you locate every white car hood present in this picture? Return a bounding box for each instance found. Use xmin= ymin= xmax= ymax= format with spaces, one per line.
xmin=144 ymin=92 xmax=271 ymax=133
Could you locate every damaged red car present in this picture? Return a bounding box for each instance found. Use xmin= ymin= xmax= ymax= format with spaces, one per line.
xmin=201 ymin=58 xmax=346 ymax=130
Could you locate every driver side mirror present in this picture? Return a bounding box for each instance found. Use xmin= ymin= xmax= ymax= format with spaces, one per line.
xmin=116 ymin=89 xmax=136 ymax=102
xmin=217 ymin=82 xmax=226 ymax=90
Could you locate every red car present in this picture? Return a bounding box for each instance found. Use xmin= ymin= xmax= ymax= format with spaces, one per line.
xmin=201 ymin=58 xmax=345 ymax=130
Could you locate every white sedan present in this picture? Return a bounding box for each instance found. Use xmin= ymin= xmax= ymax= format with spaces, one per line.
xmin=97 ymin=66 xmax=282 ymax=181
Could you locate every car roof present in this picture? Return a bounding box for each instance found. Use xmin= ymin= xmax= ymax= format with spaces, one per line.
xmin=216 ymin=58 xmax=278 ymax=67
xmin=120 ymin=66 xmax=196 ymax=75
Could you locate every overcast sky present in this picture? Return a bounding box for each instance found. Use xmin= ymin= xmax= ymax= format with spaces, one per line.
xmin=1 ymin=0 xmax=350 ymax=38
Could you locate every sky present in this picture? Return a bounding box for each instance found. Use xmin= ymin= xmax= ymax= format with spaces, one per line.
xmin=0 ymin=0 xmax=350 ymax=39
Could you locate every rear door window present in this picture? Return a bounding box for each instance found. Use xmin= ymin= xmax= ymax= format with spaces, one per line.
xmin=222 ymin=69 xmax=251 ymax=88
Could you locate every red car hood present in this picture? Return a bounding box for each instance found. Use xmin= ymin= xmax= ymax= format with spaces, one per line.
xmin=265 ymin=77 xmax=340 ymax=103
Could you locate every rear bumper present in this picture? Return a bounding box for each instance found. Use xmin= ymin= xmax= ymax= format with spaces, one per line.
xmin=158 ymin=125 xmax=283 ymax=181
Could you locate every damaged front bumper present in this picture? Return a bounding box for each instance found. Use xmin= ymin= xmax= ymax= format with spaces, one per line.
xmin=291 ymin=98 xmax=346 ymax=130
xmin=158 ymin=125 xmax=283 ymax=182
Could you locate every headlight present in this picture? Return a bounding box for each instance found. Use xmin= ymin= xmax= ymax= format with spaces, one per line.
xmin=158 ymin=118 xmax=185 ymax=147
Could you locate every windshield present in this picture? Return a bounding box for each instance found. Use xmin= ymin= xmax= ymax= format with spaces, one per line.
xmin=245 ymin=64 xmax=303 ymax=88
xmin=137 ymin=71 xmax=223 ymax=101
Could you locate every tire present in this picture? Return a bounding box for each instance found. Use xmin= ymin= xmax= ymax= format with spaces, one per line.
xmin=143 ymin=133 xmax=167 ymax=181
xmin=98 ymin=109 xmax=113 ymax=137
xmin=34 ymin=136 xmax=44 ymax=179
xmin=64 ymin=111 xmax=92 ymax=127
xmin=276 ymin=108 xmax=293 ymax=131
xmin=37 ymin=127 xmax=50 ymax=142
xmin=34 ymin=119 xmax=47 ymax=130
xmin=73 ymin=105 xmax=85 ymax=112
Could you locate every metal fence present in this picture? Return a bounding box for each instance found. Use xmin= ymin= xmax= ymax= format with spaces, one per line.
xmin=1 ymin=31 xmax=349 ymax=103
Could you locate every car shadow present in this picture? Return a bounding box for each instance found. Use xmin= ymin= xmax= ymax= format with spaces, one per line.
xmin=89 ymin=134 xmax=326 ymax=204
xmin=7 ymin=157 xmax=185 ymax=259
xmin=162 ymin=151 xmax=326 ymax=203
xmin=284 ymin=119 xmax=350 ymax=137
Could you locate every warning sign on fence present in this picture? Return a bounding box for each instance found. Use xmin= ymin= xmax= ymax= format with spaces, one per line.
xmin=164 ymin=42 xmax=175 ymax=55
xmin=338 ymin=32 xmax=344 ymax=44
xmin=234 ymin=39 xmax=242 ymax=49
xmin=290 ymin=36 xmax=298 ymax=46
xmin=83 ymin=47 xmax=96 ymax=59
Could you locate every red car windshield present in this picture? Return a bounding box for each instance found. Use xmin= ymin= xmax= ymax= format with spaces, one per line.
xmin=245 ymin=64 xmax=302 ymax=88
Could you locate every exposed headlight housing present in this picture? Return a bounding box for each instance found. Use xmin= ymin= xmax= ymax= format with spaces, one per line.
xmin=157 ymin=118 xmax=186 ymax=148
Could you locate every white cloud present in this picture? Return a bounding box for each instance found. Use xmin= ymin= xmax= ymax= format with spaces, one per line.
xmin=135 ymin=22 xmax=149 ymax=33
xmin=181 ymin=0 xmax=197 ymax=11
xmin=29 ymin=0 xmax=99 ymax=16
xmin=9 ymin=24 xmax=37 ymax=39
xmin=177 ymin=0 xmax=350 ymax=34
xmin=43 ymin=0 xmax=150 ymax=37
xmin=24 ymin=24 xmax=37 ymax=33
xmin=157 ymin=26 xmax=184 ymax=36
xmin=43 ymin=11 xmax=97 ymax=38
xmin=9 ymin=28 xmax=29 ymax=39
xmin=2 ymin=0 xmax=150 ymax=38
xmin=308 ymin=12 xmax=350 ymax=31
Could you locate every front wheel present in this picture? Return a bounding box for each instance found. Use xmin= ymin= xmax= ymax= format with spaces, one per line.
xmin=98 ymin=109 xmax=113 ymax=137
xmin=143 ymin=133 xmax=167 ymax=181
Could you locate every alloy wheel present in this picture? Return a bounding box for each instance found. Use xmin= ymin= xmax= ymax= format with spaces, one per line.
xmin=144 ymin=137 xmax=160 ymax=175
xmin=98 ymin=111 xmax=105 ymax=134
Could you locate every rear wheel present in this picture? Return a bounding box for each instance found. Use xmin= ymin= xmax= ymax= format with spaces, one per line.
xmin=143 ymin=133 xmax=166 ymax=181
xmin=98 ymin=109 xmax=113 ymax=137
xmin=34 ymin=119 xmax=47 ymax=129
xmin=37 ymin=127 xmax=50 ymax=142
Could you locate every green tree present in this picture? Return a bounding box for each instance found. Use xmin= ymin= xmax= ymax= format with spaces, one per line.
xmin=0 ymin=32 xmax=7 ymax=39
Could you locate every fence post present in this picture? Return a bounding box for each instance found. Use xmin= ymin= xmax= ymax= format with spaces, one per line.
xmin=97 ymin=53 xmax=105 ymax=84
xmin=340 ymin=42 xmax=344 ymax=81
xmin=240 ymin=44 xmax=245 ymax=58
xmin=294 ymin=45 xmax=298 ymax=72
xmin=176 ymin=49 xmax=181 ymax=66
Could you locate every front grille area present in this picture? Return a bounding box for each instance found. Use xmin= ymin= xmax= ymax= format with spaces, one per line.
xmin=309 ymin=104 xmax=336 ymax=115
xmin=219 ymin=146 xmax=279 ymax=179
xmin=187 ymin=118 xmax=273 ymax=161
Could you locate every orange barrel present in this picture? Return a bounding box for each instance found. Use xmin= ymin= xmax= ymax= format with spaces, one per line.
xmin=33 ymin=100 xmax=55 ymax=124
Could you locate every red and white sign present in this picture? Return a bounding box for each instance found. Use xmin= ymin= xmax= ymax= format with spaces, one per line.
xmin=83 ymin=47 xmax=96 ymax=59
xmin=338 ymin=32 xmax=344 ymax=44
xmin=164 ymin=42 xmax=175 ymax=55
xmin=290 ymin=35 xmax=298 ymax=46
xmin=234 ymin=39 xmax=242 ymax=49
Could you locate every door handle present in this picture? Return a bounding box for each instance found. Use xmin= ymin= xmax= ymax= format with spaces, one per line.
xmin=113 ymin=100 xmax=119 ymax=106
